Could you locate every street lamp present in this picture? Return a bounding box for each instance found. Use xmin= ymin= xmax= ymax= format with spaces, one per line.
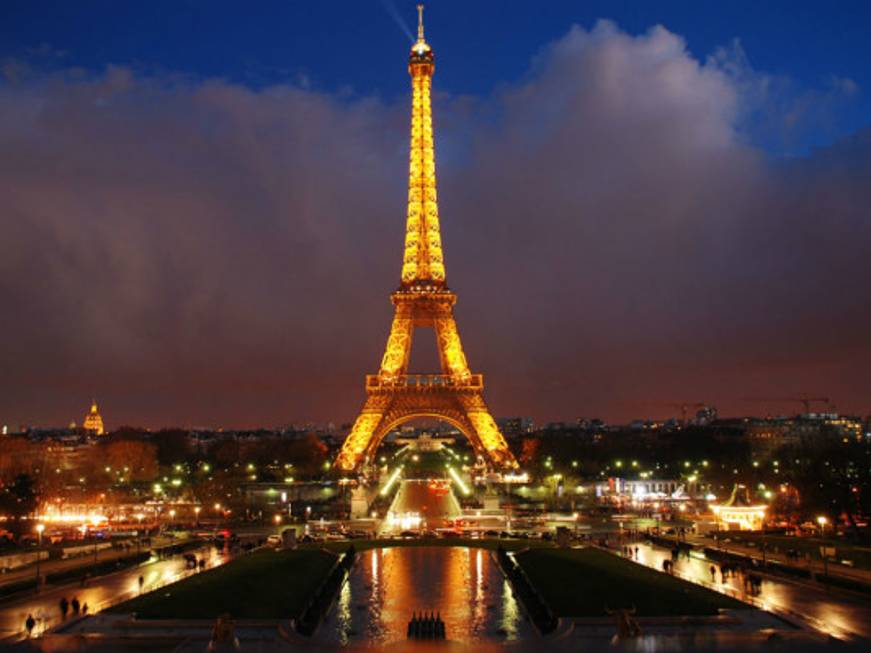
xmin=135 ymin=513 xmax=144 ymax=555
xmin=91 ymin=516 xmax=101 ymax=566
xmin=194 ymin=506 xmax=201 ymax=527
xmin=816 ymin=515 xmax=828 ymax=534
xmin=35 ymin=524 xmax=45 ymax=591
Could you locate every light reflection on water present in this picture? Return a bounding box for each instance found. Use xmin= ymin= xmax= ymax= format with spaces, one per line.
xmin=317 ymin=546 xmax=531 ymax=645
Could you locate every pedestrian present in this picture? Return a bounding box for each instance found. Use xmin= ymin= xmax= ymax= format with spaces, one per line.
xmin=138 ymin=575 xmax=144 ymax=592
xmin=634 ymin=546 xmax=639 ymax=559
xmin=59 ymin=596 xmax=69 ymax=620
xmin=709 ymin=565 xmax=716 ymax=582
xmin=25 ymin=614 xmax=35 ymax=637
xmin=71 ymin=596 xmax=80 ymax=615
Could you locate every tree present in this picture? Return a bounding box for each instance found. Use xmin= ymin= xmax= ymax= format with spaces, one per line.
xmin=152 ymin=429 xmax=191 ymax=467
xmin=100 ymin=439 xmax=159 ymax=481
xmin=0 ymin=474 xmax=38 ymax=525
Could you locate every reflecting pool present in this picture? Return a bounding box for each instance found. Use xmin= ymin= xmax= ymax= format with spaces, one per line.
xmin=316 ymin=546 xmax=531 ymax=645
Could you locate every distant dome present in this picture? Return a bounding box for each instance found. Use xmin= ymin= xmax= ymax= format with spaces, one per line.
xmin=83 ymin=400 xmax=105 ymax=435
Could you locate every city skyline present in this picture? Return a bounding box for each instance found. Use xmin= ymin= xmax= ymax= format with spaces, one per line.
xmin=2 ymin=1 xmax=871 ymax=428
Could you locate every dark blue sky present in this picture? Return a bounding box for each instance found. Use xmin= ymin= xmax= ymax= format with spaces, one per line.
xmin=2 ymin=1 xmax=869 ymax=151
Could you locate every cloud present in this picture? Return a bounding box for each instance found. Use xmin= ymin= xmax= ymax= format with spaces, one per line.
xmin=707 ymin=38 xmax=862 ymax=153
xmin=0 ymin=21 xmax=869 ymax=428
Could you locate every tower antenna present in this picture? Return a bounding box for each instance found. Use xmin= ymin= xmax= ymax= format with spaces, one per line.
xmin=417 ymin=4 xmax=425 ymax=42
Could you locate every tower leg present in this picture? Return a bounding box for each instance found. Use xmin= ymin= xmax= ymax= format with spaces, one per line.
xmin=380 ymin=302 xmax=414 ymax=378
xmin=434 ymin=315 xmax=471 ymax=379
xmin=335 ymin=396 xmax=388 ymax=471
xmin=460 ymin=393 xmax=518 ymax=470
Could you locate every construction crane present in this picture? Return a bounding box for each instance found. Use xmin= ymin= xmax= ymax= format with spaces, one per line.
xmin=664 ymin=402 xmax=707 ymax=425
xmin=745 ymin=396 xmax=831 ymax=416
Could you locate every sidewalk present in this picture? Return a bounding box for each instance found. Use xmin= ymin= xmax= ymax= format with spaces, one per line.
xmin=682 ymin=534 xmax=871 ymax=587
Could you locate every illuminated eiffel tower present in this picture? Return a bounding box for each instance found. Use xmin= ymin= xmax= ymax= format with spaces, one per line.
xmin=335 ymin=6 xmax=518 ymax=473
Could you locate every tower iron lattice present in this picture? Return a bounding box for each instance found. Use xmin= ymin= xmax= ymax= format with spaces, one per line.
xmin=334 ymin=6 xmax=518 ymax=473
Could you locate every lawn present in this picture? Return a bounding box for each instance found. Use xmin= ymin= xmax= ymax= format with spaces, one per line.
xmin=515 ymin=547 xmax=747 ymax=617
xmin=107 ymin=548 xmax=338 ymax=620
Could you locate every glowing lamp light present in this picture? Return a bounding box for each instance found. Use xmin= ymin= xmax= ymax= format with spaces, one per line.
xmin=380 ymin=466 xmax=403 ymax=497
xmin=35 ymin=523 xmax=45 ymax=534
xmin=447 ymin=465 xmax=470 ymax=496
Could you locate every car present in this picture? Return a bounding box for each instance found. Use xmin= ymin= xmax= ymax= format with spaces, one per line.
xmin=266 ymin=534 xmax=282 ymax=545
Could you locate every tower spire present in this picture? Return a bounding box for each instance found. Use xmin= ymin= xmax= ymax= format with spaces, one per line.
xmin=417 ymin=4 xmax=425 ymax=43
xmin=403 ymin=3 xmax=443 ymax=288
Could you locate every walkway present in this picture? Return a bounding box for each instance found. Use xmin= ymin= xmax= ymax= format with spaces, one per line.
xmin=621 ymin=540 xmax=871 ymax=641
xmin=0 ymin=544 xmax=231 ymax=643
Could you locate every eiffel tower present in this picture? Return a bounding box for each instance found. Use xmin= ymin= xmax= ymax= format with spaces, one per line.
xmin=335 ymin=6 xmax=518 ymax=473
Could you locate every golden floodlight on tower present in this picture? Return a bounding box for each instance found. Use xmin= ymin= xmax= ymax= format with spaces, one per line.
xmin=334 ymin=5 xmax=518 ymax=473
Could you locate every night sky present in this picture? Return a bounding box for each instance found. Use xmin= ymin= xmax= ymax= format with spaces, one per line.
xmin=1 ymin=1 xmax=870 ymax=429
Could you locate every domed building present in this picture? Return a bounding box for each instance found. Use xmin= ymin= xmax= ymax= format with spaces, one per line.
xmin=83 ymin=400 xmax=105 ymax=435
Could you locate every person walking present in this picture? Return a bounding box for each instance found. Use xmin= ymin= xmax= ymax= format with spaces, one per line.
xmin=138 ymin=575 xmax=145 ymax=592
xmin=71 ymin=597 xmax=80 ymax=615
xmin=82 ymin=603 xmax=89 ymax=615
xmin=59 ymin=597 xmax=69 ymax=620
xmin=25 ymin=614 xmax=35 ymax=638
xmin=709 ymin=565 xmax=717 ymax=583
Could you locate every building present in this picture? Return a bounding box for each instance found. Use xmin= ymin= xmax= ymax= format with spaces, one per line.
xmin=496 ymin=417 xmax=534 ymax=439
xmin=711 ymin=484 xmax=767 ymax=531
xmin=595 ymin=477 xmax=702 ymax=505
xmin=746 ymin=413 xmax=863 ymax=454
xmin=82 ymin=400 xmax=105 ymax=435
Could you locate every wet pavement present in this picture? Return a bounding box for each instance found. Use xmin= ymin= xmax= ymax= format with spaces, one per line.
xmin=622 ymin=540 xmax=871 ymax=641
xmin=0 ymin=544 xmax=231 ymax=642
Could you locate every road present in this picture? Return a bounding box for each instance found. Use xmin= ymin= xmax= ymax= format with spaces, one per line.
xmin=623 ymin=540 xmax=871 ymax=641
xmin=0 ymin=543 xmax=232 ymax=642
xmin=0 ymin=537 xmax=181 ymax=591
xmin=388 ymin=479 xmax=461 ymax=528
xmin=684 ymin=533 xmax=871 ymax=587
